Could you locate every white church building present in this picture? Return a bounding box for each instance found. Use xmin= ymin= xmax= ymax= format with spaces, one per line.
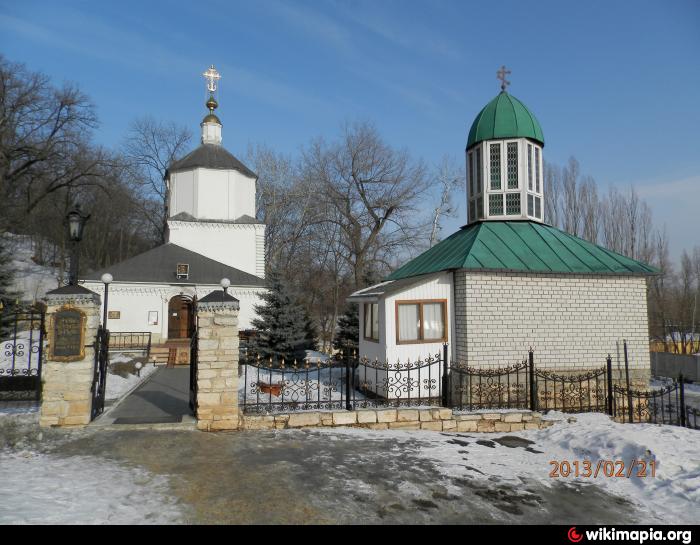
xmin=349 ymin=76 xmax=657 ymax=381
xmin=83 ymin=66 xmax=266 ymax=346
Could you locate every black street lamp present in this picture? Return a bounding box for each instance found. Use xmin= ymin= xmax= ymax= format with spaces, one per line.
xmin=66 ymin=204 xmax=91 ymax=286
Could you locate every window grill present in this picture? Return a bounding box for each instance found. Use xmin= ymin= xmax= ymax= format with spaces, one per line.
xmin=535 ymin=147 xmax=541 ymax=192
xmin=535 ymin=196 xmax=542 ymax=218
xmin=489 ymin=143 xmax=501 ymax=190
xmin=507 ymin=142 xmax=518 ymax=189
xmin=506 ymin=193 xmax=521 ymax=215
xmin=528 ymin=144 xmax=533 ymax=190
xmin=528 ymin=194 xmax=534 ymax=216
xmin=468 ymin=152 xmax=474 ymax=196
xmin=469 ymin=200 xmax=476 ymax=223
xmin=477 ymin=197 xmax=484 ymax=219
xmin=489 ymin=193 xmax=503 ymax=216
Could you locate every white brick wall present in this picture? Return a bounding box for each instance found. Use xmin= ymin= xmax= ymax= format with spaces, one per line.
xmin=454 ymin=271 xmax=650 ymax=373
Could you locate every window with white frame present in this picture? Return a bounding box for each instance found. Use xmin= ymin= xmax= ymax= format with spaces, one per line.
xmin=489 ymin=193 xmax=503 ymax=216
xmin=505 ymin=193 xmax=521 ymax=215
xmin=475 ymin=147 xmax=482 ymax=194
xmin=489 ymin=143 xmax=501 ymax=190
xmin=527 ymin=143 xmax=533 ymax=191
xmin=535 ymin=147 xmax=541 ymax=193
xmin=468 ymin=152 xmax=474 ymax=197
xmin=363 ymin=303 xmax=379 ymax=341
xmin=507 ymin=142 xmax=518 ymax=189
xmin=396 ymin=300 xmax=446 ymax=344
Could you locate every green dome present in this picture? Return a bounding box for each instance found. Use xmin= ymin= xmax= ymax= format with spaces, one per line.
xmin=467 ymin=92 xmax=544 ymax=150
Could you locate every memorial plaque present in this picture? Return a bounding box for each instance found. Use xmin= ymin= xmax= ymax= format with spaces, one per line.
xmin=108 ymin=311 xmax=120 ymax=319
xmin=50 ymin=308 xmax=85 ymax=361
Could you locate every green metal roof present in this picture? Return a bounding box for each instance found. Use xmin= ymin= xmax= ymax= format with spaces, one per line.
xmin=467 ymin=92 xmax=545 ymax=150
xmin=386 ymin=221 xmax=658 ymax=281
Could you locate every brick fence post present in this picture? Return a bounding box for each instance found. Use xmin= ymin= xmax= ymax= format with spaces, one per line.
xmin=195 ymin=290 xmax=240 ymax=431
xmin=40 ymin=285 xmax=101 ymax=428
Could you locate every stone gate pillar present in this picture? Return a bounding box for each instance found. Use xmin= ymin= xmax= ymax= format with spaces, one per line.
xmin=195 ymin=290 xmax=240 ymax=431
xmin=40 ymin=286 xmax=101 ymax=428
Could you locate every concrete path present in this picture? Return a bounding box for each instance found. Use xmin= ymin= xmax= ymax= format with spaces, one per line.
xmin=98 ymin=367 xmax=194 ymax=425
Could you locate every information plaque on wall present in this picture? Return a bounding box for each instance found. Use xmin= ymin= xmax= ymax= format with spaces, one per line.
xmin=50 ymin=308 xmax=85 ymax=361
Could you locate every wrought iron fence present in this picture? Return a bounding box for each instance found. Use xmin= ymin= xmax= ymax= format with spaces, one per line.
xmin=241 ymin=350 xmax=444 ymax=414
xmin=90 ymin=327 xmax=109 ymax=420
xmin=612 ymin=379 xmax=696 ymax=429
xmin=241 ymin=354 xmax=349 ymax=414
xmin=354 ymin=353 xmax=443 ymax=408
xmin=448 ymin=360 xmax=530 ymax=411
xmin=0 ymin=305 xmax=45 ymax=401
xmin=448 ymin=350 xmax=610 ymax=414
xmin=108 ymin=331 xmax=152 ymax=357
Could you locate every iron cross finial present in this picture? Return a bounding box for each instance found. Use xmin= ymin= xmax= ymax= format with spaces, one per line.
xmin=202 ymin=64 xmax=221 ymax=93
xmin=497 ymin=65 xmax=511 ymax=92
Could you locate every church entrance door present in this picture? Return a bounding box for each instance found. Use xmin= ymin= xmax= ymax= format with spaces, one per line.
xmin=168 ymin=296 xmax=193 ymax=340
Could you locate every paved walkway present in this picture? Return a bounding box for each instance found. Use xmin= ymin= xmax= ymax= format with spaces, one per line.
xmin=99 ymin=367 xmax=193 ymax=425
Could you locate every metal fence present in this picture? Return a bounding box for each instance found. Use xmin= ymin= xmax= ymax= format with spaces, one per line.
xmin=611 ymin=378 xmax=696 ymax=428
xmin=0 ymin=305 xmax=45 ymax=401
xmin=108 ymin=331 xmax=152 ymax=357
xmin=447 ymin=350 xmax=610 ymax=414
xmin=240 ymin=350 xmax=443 ymax=414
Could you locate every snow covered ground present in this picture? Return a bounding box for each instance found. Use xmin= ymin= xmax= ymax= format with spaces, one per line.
xmin=321 ymin=413 xmax=700 ymax=524
xmin=0 ymin=451 xmax=183 ymax=524
xmin=3 ymin=233 xmax=60 ymax=303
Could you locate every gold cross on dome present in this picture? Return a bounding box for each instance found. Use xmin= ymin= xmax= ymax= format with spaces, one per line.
xmin=203 ymin=65 xmax=221 ymax=93
xmin=497 ymin=65 xmax=511 ymax=91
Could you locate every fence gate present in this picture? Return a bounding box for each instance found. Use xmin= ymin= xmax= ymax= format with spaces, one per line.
xmin=188 ymin=301 xmax=198 ymax=414
xmin=91 ymin=327 xmax=109 ymax=420
xmin=0 ymin=305 xmax=45 ymax=402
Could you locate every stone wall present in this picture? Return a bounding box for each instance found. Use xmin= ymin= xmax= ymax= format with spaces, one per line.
xmin=195 ymin=298 xmax=240 ymax=431
xmin=241 ymin=408 xmax=556 ymax=432
xmin=453 ymin=271 xmax=651 ymax=382
xmin=40 ymin=289 xmax=101 ymax=428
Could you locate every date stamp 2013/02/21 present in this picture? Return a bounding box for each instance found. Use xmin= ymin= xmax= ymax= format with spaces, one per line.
xmin=549 ymin=459 xmax=657 ymax=479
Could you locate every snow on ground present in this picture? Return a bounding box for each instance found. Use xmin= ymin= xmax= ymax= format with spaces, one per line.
xmin=0 ymin=450 xmax=183 ymax=524
xmin=321 ymin=413 xmax=700 ymax=524
xmin=105 ymin=354 xmax=159 ymax=401
xmin=4 ymin=233 xmax=59 ymax=303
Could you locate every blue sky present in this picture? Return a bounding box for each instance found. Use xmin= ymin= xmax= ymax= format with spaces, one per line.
xmin=1 ymin=0 xmax=698 ymax=262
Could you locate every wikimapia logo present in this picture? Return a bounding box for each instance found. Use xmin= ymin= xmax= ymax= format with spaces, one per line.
xmin=567 ymin=527 xmax=693 ymax=544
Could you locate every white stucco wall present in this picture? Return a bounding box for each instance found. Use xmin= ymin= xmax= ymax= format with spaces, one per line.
xmin=453 ymin=271 xmax=651 ymax=373
xmin=82 ymin=281 xmax=264 ymax=343
xmin=167 ymin=220 xmax=265 ymax=278
xmin=169 ymin=167 xmax=255 ymax=221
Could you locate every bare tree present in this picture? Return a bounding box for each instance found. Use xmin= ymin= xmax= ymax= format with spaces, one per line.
xmin=561 ymin=157 xmax=582 ymax=236
xmin=544 ymin=161 xmax=561 ymax=227
xmin=429 ymin=155 xmax=464 ymax=247
xmin=0 ymin=55 xmax=106 ymax=228
xmin=302 ymin=121 xmax=430 ymax=288
xmin=122 ymin=116 xmax=192 ymax=243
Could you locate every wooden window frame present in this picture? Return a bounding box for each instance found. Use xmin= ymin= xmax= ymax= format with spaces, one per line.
xmin=363 ymin=302 xmax=380 ymax=343
xmin=395 ymin=299 xmax=448 ymax=345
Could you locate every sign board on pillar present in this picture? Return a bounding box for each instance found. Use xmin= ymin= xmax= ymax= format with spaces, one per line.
xmin=49 ymin=307 xmax=86 ymax=362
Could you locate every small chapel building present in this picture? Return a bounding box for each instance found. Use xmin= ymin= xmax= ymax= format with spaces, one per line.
xmin=82 ymin=66 xmax=266 ymax=346
xmin=349 ymin=82 xmax=657 ymax=379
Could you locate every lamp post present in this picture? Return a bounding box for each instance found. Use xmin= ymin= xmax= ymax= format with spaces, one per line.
xmin=220 ymin=277 xmax=231 ymax=296
xmin=101 ymin=273 xmax=113 ymax=330
xmin=66 ymin=204 xmax=91 ymax=286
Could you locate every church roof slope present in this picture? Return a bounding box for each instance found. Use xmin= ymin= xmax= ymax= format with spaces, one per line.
xmin=167 ymin=143 xmax=257 ymax=178
xmin=82 ymin=244 xmax=265 ymax=287
xmin=386 ymin=221 xmax=659 ymax=281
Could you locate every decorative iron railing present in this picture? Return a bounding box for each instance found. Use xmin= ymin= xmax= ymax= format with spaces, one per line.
xmin=108 ymin=331 xmax=152 ymax=357
xmin=448 ymin=360 xmax=530 ymax=411
xmin=612 ymin=380 xmax=693 ymax=428
xmin=0 ymin=305 xmax=45 ymax=401
xmin=241 ymin=354 xmax=349 ymax=414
